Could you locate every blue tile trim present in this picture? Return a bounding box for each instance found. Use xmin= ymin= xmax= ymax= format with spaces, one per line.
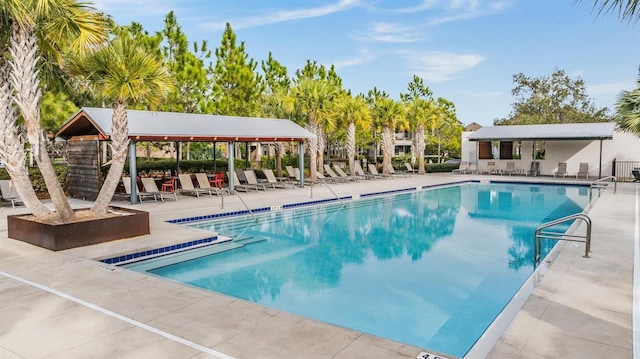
xmin=101 ymin=235 xmax=219 ymax=265
xmin=282 ymin=196 xmax=352 ymax=209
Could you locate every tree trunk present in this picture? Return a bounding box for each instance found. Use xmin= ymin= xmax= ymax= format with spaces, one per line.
xmin=346 ymin=122 xmax=356 ymax=176
xmin=317 ymin=127 xmax=325 ymax=175
xmin=274 ymin=141 xmax=283 ymax=177
xmin=381 ymin=126 xmax=394 ymax=174
xmin=416 ymin=124 xmax=426 ymax=174
xmin=306 ymin=122 xmax=318 ymax=180
xmin=92 ymin=103 xmax=130 ymax=214
xmin=9 ymin=23 xmax=73 ymax=222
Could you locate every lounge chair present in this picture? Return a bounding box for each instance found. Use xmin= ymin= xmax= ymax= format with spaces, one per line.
xmin=404 ymin=162 xmax=418 ymax=174
xmin=333 ymin=165 xmax=360 ymax=181
xmin=195 ymin=173 xmax=226 ymax=196
xmin=554 ymin=162 xmax=567 ymax=178
xmin=632 ymin=168 xmax=640 ymax=182
xmin=452 ymin=161 xmax=470 ymax=174
xmin=354 ymin=162 xmax=376 ymax=180
xmin=244 ymin=170 xmax=272 ymax=190
xmin=228 ymin=172 xmax=259 ymax=192
xmin=122 ymin=176 xmax=157 ymax=202
xmin=178 ymin=174 xmax=213 ymax=197
xmin=0 ymin=179 xmax=23 ymax=208
xmin=262 ymin=169 xmax=295 ymax=189
xmin=315 ymin=172 xmax=337 ymax=184
xmin=368 ymin=163 xmax=391 ymax=179
xmin=235 ymin=169 xmax=248 ymax=184
xmin=576 ymin=162 xmax=589 ymax=179
xmin=389 ymin=166 xmax=408 ymax=178
xmin=501 ymin=162 xmax=517 ymax=176
xmin=481 ymin=161 xmax=497 ymax=175
xmin=285 ymin=165 xmax=300 ymax=184
xmin=324 ymin=164 xmax=348 ymax=183
xmin=141 ymin=177 xmax=177 ymax=201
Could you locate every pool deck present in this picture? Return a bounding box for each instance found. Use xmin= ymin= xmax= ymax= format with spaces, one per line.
xmin=0 ymin=174 xmax=637 ymax=359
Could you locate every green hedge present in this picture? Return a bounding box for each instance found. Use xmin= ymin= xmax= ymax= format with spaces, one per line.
xmin=0 ymin=165 xmax=68 ymax=197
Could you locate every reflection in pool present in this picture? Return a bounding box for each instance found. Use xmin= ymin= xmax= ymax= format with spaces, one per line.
xmin=127 ymin=183 xmax=590 ymax=357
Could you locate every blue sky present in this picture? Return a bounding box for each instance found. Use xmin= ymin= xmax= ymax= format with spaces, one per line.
xmin=92 ymin=0 xmax=640 ymax=126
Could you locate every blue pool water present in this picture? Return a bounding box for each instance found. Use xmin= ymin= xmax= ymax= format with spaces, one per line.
xmin=127 ymin=183 xmax=591 ymax=357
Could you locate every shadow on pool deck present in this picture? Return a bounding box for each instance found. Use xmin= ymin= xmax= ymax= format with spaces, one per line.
xmin=0 ymin=174 xmax=636 ymax=359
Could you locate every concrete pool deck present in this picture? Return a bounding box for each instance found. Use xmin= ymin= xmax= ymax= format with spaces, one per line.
xmin=0 ymin=174 xmax=637 ymax=358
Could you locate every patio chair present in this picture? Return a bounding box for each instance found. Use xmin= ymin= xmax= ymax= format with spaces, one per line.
xmin=122 ymin=176 xmax=157 ymax=202
xmin=235 ymin=169 xmax=248 ymax=184
xmin=452 ymin=161 xmax=470 ymax=174
xmin=229 ymin=171 xmax=259 ymax=192
xmin=333 ymin=165 xmax=360 ymax=181
xmin=576 ymin=162 xmax=590 ymax=179
xmin=404 ymin=162 xmax=418 ymax=174
xmin=0 ymin=179 xmax=24 ymax=208
xmin=554 ymin=162 xmax=568 ymax=178
xmin=354 ymin=162 xmax=376 ymax=180
xmin=244 ymin=170 xmax=272 ymax=190
xmin=501 ymin=162 xmax=517 ymax=176
xmin=481 ymin=161 xmax=498 ymax=175
xmin=285 ymin=165 xmax=299 ymax=184
xmin=324 ymin=164 xmax=348 ymax=183
xmin=262 ymin=169 xmax=295 ymax=189
xmin=178 ymin=174 xmax=213 ymax=198
xmin=632 ymin=168 xmax=640 ymax=182
xmin=368 ymin=163 xmax=391 ymax=179
xmin=141 ymin=177 xmax=177 ymax=201
xmin=527 ymin=162 xmax=540 ymax=176
xmin=195 ymin=173 xmax=226 ymax=196
xmin=389 ymin=165 xmax=408 ymax=178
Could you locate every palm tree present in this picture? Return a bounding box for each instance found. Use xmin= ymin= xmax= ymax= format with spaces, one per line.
xmin=335 ymin=93 xmax=370 ymax=176
xmin=371 ymin=97 xmax=405 ymax=174
xmin=291 ymin=78 xmax=337 ymax=180
xmin=614 ymin=71 xmax=640 ymax=135
xmin=69 ymin=35 xmax=173 ymax=214
xmin=0 ymin=0 xmax=107 ymax=222
xmin=579 ymin=0 xmax=640 ymax=22
xmin=405 ymin=98 xmax=434 ymax=174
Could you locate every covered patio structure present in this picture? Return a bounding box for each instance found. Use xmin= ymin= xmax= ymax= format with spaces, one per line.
xmin=56 ymin=107 xmax=314 ymax=203
xmin=463 ymin=122 xmax=617 ymax=178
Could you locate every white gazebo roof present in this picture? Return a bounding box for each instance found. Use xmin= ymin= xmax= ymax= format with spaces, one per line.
xmin=467 ymin=122 xmax=616 ymax=141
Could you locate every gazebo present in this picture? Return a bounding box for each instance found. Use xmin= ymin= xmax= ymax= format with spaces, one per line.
xmin=56 ymin=107 xmax=314 ymax=203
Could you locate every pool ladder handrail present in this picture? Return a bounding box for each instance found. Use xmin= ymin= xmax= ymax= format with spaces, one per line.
xmin=590 ymin=176 xmax=617 ymax=195
xmin=534 ymin=212 xmax=592 ymax=263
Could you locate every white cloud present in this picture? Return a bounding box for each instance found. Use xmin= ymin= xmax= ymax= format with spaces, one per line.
xmin=202 ymin=0 xmax=361 ymax=31
xmin=333 ymin=48 xmax=375 ymax=69
xmin=428 ymin=0 xmax=512 ymax=26
xmin=400 ymin=50 xmax=485 ymax=83
xmin=358 ymin=22 xmax=423 ymax=43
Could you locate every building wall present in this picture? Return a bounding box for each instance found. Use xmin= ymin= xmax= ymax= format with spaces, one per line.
xmin=461 ymin=130 xmax=640 ymax=178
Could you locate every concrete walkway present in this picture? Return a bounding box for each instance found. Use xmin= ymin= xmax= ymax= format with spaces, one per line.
xmin=0 ymin=174 xmax=637 ymax=358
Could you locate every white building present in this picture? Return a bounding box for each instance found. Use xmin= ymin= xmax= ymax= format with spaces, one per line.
xmin=461 ymin=122 xmax=640 ymax=181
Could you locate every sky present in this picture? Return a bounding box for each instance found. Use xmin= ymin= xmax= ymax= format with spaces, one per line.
xmin=91 ymin=0 xmax=640 ymax=126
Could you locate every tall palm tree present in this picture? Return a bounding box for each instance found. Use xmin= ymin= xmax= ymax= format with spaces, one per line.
xmin=406 ymin=98 xmax=434 ymax=174
xmin=335 ymin=93 xmax=370 ymax=176
xmin=1 ymin=0 xmax=107 ymax=222
xmin=614 ymin=71 xmax=640 ymax=135
xmin=70 ymin=35 xmax=173 ymax=214
xmin=371 ymin=97 xmax=405 ymax=174
xmin=291 ymin=78 xmax=337 ymax=180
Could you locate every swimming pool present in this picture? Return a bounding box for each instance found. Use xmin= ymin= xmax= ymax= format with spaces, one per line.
xmin=125 ymin=182 xmax=591 ymax=357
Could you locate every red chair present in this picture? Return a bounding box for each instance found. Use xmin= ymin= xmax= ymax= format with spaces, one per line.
xmin=161 ymin=177 xmax=176 ymax=192
xmin=209 ymin=172 xmax=224 ymax=188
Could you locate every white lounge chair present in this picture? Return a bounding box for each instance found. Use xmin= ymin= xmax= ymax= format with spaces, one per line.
xmin=368 ymin=164 xmax=391 ymax=179
xmin=576 ymin=162 xmax=589 ymax=179
xmin=229 ymin=172 xmax=259 ymax=192
xmin=554 ymin=162 xmax=567 ymax=178
xmin=452 ymin=161 xmax=470 ymax=174
xmin=195 ymin=173 xmax=226 ymax=196
xmin=244 ymin=170 xmax=272 ymax=190
xmin=481 ymin=161 xmax=497 ymax=175
xmin=354 ymin=162 xmax=375 ymax=180
xmin=262 ymin=169 xmax=295 ymax=189
xmin=323 ymin=165 xmax=348 ymax=183
xmin=141 ymin=177 xmax=177 ymax=201
xmin=333 ymin=165 xmax=360 ymax=181
xmin=178 ymin=174 xmax=213 ymax=197
xmin=0 ymin=179 xmax=24 ymax=208
xmin=404 ymin=163 xmax=418 ymax=174
xmin=122 ymin=176 xmax=157 ymax=202
xmin=389 ymin=166 xmax=408 ymax=178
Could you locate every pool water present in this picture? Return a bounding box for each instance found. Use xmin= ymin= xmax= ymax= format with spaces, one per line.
xmin=127 ymin=183 xmax=591 ymax=357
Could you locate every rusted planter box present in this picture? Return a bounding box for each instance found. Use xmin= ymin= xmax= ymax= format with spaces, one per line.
xmin=7 ymin=207 xmax=150 ymax=251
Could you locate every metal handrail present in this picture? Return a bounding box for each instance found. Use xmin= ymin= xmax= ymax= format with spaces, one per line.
xmin=590 ymin=176 xmax=617 ymax=194
xmin=310 ymin=180 xmax=345 ymax=206
xmin=534 ymin=213 xmax=592 ymax=264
